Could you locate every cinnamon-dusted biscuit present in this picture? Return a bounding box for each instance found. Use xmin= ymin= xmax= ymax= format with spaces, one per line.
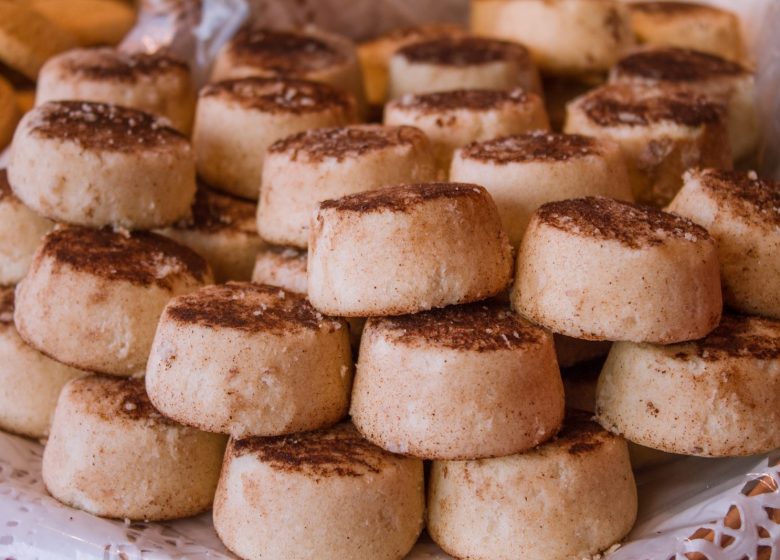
xmin=610 ymin=48 xmax=757 ymax=161
xmin=388 ymin=36 xmax=541 ymax=99
xmin=193 ymin=77 xmax=355 ymax=200
xmin=513 ymin=197 xmax=722 ymax=343
xmin=597 ymin=314 xmax=780 ymax=457
xmin=668 ymin=169 xmax=780 ymax=319
xmin=160 ymin=185 xmax=264 ymax=283
xmin=628 ymin=2 xmax=745 ymax=63
xmin=30 ymin=0 xmax=136 ymax=47
xmin=37 ymin=48 xmax=195 ymax=133
xmin=351 ymin=303 xmax=564 ymax=459
xmin=470 ymin=0 xmax=634 ymax=76
xmin=252 ymin=245 xmax=308 ymax=295
xmin=258 ymin=125 xmax=437 ymax=248
xmin=211 ymin=27 xmax=365 ymax=114
xmin=213 ymin=423 xmax=424 ymax=560
xmin=0 ymin=170 xmax=52 ymax=286
xmin=0 ymin=287 xmax=86 ymax=438
xmin=146 ymin=283 xmax=352 ymax=438
xmin=0 ymin=2 xmax=76 ymax=81
xmin=0 ymin=75 xmax=18 ymax=150
xmin=565 ymin=83 xmax=732 ymax=206
xmin=384 ymin=88 xmax=549 ymax=171
xmin=358 ymin=24 xmax=465 ymax=108
xmin=450 ymin=132 xmax=633 ymax=246
xmin=42 ymin=375 xmax=226 ymax=520
xmin=14 ymin=227 xmax=212 ymax=376
xmin=428 ymin=411 xmax=637 ymax=560
xmin=308 ymin=183 xmax=514 ymax=317
xmin=9 ymin=101 xmax=196 ymax=229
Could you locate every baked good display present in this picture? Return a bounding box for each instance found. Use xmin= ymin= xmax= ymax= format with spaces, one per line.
xmin=308 ymin=183 xmax=513 ymax=316
xmin=609 ymin=47 xmax=757 ymax=161
xmin=450 ymin=131 xmax=633 ymax=246
xmin=14 ymin=227 xmax=212 ymax=376
xmin=252 ymin=245 xmax=308 ymax=295
xmin=384 ymin=88 xmax=548 ymax=171
xmin=29 ymin=0 xmax=136 ymax=47
xmin=351 ymin=303 xmax=564 ymax=459
xmin=42 ymin=375 xmax=226 ymax=521
xmin=0 ymin=169 xmax=52 ymax=286
xmin=193 ymin=77 xmax=355 ymax=200
xmin=211 ymin=27 xmax=365 ymax=113
xmin=470 ymin=0 xmax=634 ymax=76
xmin=213 ymin=423 xmax=424 ymax=560
xmin=668 ymin=169 xmax=780 ymax=320
xmin=146 ymin=283 xmax=352 ymax=438
xmin=388 ymin=36 xmax=540 ymax=99
xmin=565 ymin=83 xmax=732 ymax=206
xmin=628 ymin=2 xmax=745 ymax=62
xmin=0 ymin=286 xmax=86 ymax=439
xmin=9 ymin=101 xmax=196 ymax=229
xmin=258 ymin=125 xmax=437 ymax=248
xmin=160 ymin=185 xmax=264 ymax=283
xmin=427 ymin=411 xmax=637 ymax=560
xmin=596 ymin=314 xmax=780 ymax=457
xmin=513 ymin=197 xmax=722 ymax=343
xmin=37 ymin=48 xmax=196 ymax=134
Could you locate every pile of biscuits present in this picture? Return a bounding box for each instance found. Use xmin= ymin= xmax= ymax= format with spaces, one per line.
xmin=0 ymin=1 xmax=777 ymax=559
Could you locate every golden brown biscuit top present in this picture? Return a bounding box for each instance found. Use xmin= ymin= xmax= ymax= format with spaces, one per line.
xmin=670 ymin=314 xmax=780 ymax=362
xmin=546 ymin=410 xmax=615 ymax=457
xmin=165 ymin=282 xmax=342 ymax=334
xmin=226 ymin=27 xmax=347 ymax=74
xmin=268 ymin=125 xmax=426 ymax=162
xmin=613 ymin=48 xmax=747 ymax=83
xmin=690 ymin=169 xmax=780 ymax=229
xmin=70 ymin=375 xmax=177 ymax=426
xmin=459 ymin=132 xmax=602 ymax=164
xmin=390 ymin=88 xmax=532 ymax=113
xmin=201 ymin=77 xmax=353 ymax=115
xmin=319 ymin=182 xmax=486 ymax=213
xmin=29 ymin=101 xmax=187 ymax=152
xmin=536 ymin=197 xmax=709 ymax=248
xmin=630 ymin=1 xmax=726 ymax=16
xmin=173 ymin=184 xmax=257 ymax=235
xmin=59 ymin=48 xmax=189 ymax=83
xmin=0 ymin=286 xmax=13 ymax=324
xmin=396 ymin=37 xmax=529 ymax=66
xmin=576 ymin=84 xmax=725 ymax=127
xmin=230 ymin=423 xmax=404 ymax=477
xmin=372 ymin=303 xmax=545 ymax=352
xmin=41 ymin=227 xmax=210 ymax=288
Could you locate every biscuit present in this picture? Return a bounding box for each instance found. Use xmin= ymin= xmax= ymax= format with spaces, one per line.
xmin=0 ymin=287 xmax=86 ymax=438
xmin=146 ymin=283 xmax=352 ymax=438
xmin=596 ymin=314 xmax=780 ymax=457
xmin=668 ymin=169 xmax=780 ymax=320
xmin=610 ymin=48 xmax=757 ymax=161
xmin=252 ymin=245 xmax=308 ymax=295
xmin=428 ymin=411 xmax=637 ymax=560
xmin=42 ymin=375 xmax=226 ymax=520
xmin=37 ymin=47 xmax=196 ymax=134
xmin=213 ymin=423 xmax=424 ymax=560
xmin=565 ymin=83 xmax=732 ymax=206
xmin=0 ymin=170 xmax=52 ymax=286
xmin=628 ymin=2 xmax=745 ymax=63
xmin=388 ymin=36 xmax=541 ymax=99
xmin=9 ymin=101 xmax=196 ymax=229
xmin=450 ymin=131 xmax=633 ymax=246
xmin=308 ymin=183 xmax=514 ymax=317
xmin=14 ymin=227 xmax=212 ymax=376
xmin=30 ymin=0 xmax=135 ymax=47
xmin=351 ymin=303 xmax=564 ymax=459
xmin=211 ymin=27 xmax=365 ymax=114
xmin=512 ymin=197 xmax=722 ymax=343
xmin=470 ymin=0 xmax=634 ymax=76
xmin=384 ymin=88 xmax=549 ymax=171
xmin=193 ymin=77 xmax=355 ymax=200
xmin=258 ymin=125 xmax=437 ymax=248
xmin=161 ymin=185 xmax=264 ymax=283
xmin=0 ymin=75 xmax=18 ymax=150
xmin=0 ymin=2 xmax=76 ymax=80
